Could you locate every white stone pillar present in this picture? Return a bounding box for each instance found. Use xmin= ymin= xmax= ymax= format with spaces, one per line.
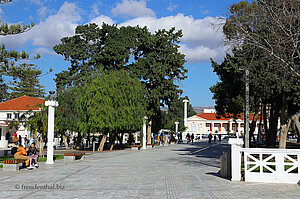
xmin=237 ymin=123 xmax=240 ymax=137
xmin=183 ymin=99 xmax=189 ymax=128
xmin=211 ymin=122 xmax=214 ymax=133
xmin=135 ymin=132 xmax=138 ymax=144
xmin=175 ymin=122 xmax=179 ymax=134
xmin=229 ymin=121 xmax=233 ymax=133
xmin=228 ymin=138 xmax=244 ymax=181
xmin=142 ymin=116 xmax=147 ymax=150
xmin=45 ymin=100 xmax=59 ymax=165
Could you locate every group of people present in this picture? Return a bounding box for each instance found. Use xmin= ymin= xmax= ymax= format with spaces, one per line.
xmin=208 ymin=133 xmax=222 ymax=143
xmin=12 ymin=143 xmax=39 ymax=170
xmin=186 ymin=133 xmax=195 ymax=143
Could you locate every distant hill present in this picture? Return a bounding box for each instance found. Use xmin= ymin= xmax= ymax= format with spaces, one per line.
xmin=160 ymin=106 xmax=215 ymax=114
xmin=192 ymin=107 xmax=215 ymax=114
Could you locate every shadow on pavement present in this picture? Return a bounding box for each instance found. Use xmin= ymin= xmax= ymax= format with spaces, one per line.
xmin=169 ymin=142 xmax=230 ymax=169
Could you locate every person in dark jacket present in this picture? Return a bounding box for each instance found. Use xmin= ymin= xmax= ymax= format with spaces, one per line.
xmin=191 ymin=133 xmax=195 ymax=143
xmin=208 ymin=133 xmax=212 ymax=143
xmin=27 ymin=143 xmax=39 ymax=168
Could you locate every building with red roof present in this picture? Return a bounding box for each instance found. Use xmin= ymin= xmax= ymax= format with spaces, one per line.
xmin=186 ymin=109 xmax=264 ymax=138
xmin=0 ymin=96 xmax=44 ymax=148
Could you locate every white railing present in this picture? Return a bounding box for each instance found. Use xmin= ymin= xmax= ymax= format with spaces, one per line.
xmin=230 ymin=138 xmax=300 ymax=184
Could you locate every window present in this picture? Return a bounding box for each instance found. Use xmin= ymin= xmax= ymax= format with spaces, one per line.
xmin=7 ymin=113 xmax=12 ymax=119
xmin=15 ymin=113 xmax=19 ymax=119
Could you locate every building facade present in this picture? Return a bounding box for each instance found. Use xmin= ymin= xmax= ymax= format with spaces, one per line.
xmin=186 ymin=112 xmax=263 ymax=138
xmin=0 ymin=96 xmax=44 ymax=148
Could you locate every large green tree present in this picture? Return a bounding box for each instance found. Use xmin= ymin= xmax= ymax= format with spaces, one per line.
xmin=8 ymin=63 xmax=45 ymax=99
xmin=221 ymin=0 xmax=300 ymax=148
xmin=54 ymin=23 xmax=187 ymax=145
xmin=0 ymin=0 xmax=39 ymax=102
xmin=77 ymin=70 xmax=146 ymax=151
xmin=132 ymin=27 xmax=187 ymax=144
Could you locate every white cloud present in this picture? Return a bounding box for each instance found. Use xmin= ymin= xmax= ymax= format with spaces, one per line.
xmin=167 ymin=3 xmax=178 ymax=12
xmin=91 ymin=3 xmax=100 ymax=16
xmin=120 ymin=14 xmax=227 ymax=63
xmin=0 ymin=2 xmax=226 ymax=64
xmin=31 ymin=2 xmax=81 ymax=48
xmin=90 ymin=15 xmax=116 ymax=26
xmin=30 ymin=0 xmax=43 ymax=6
xmin=201 ymin=9 xmax=210 ymax=15
xmin=37 ymin=6 xmax=48 ymax=18
xmin=0 ymin=2 xmax=81 ymax=50
xmin=34 ymin=47 xmax=56 ymax=56
xmin=111 ymin=0 xmax=155 ymax=18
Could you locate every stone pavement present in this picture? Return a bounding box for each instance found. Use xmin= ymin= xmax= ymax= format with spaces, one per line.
xmin=0 ymin=141 xmax=299 ymax=199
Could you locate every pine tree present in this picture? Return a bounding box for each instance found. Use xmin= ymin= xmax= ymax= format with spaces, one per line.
xmin=0 ymin=0 xmax=39 ymax=101
xmin=8 ymin=63 xmax=45 ymax=99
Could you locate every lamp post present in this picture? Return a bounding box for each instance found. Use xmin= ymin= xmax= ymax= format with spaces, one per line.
xmin=45 ymin=91 xmax=59 ymax=164
xmin=244 ymin=68 xmax=250 ymax=148
xmin=142 ymin=116 xmax=148 ymax=150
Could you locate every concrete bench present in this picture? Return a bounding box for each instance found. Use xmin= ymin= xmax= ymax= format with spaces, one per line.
xmin=146 ymin=144 xmax=155 ymax=149
xmin=64 ymin=152 xmax=85 ymax=161
xmin=3 ymin=159 xmax=26 ymax=171
xmin=131 ymin=145 xmax=142 ymax=151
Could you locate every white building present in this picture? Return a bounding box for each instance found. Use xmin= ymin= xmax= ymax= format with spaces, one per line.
xmin=0 ymin=96 xmax=44 ymax=148
xmin=186 ymin=113 xmax=264 ymax=138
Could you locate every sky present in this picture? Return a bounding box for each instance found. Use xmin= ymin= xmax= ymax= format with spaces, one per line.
xmin=0 ymin=0 xmax=242 ymax=107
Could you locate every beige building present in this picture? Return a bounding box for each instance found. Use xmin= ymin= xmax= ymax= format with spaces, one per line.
xmin=186 ymin=112 xmax=262 ymax=138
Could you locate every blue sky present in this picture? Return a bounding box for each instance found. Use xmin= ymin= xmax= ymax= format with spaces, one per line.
xmin=0 ymin=0 xmax=241 ymax=107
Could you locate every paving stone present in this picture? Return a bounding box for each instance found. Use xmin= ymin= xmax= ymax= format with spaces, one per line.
xmin=0 ymin=141 xmax=299 ymax=198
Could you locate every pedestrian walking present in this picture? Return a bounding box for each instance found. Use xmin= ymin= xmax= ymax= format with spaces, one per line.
xmin=191 ymin=133 xmax=194 ymax=143
xmin=214 ymin=135 xmax=217 ymax=143
xmin=208 ymin=133 xmax=212 ymax=143
xmin=218 ymin=134 xmax=221 ymax=142
xmin=186 ymin=133 xmax=190 ymax=143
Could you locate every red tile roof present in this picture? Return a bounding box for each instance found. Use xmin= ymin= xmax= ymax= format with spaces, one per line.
xmin=196 ymin=113 xmax=260 ymax=121
xmin=0 ymin=96 xmax=44 ymax=111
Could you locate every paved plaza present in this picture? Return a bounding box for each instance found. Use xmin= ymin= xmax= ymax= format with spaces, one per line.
xmin=0 ymin=141 xmax=299 ymax=199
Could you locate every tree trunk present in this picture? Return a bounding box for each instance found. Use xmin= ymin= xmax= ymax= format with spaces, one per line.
xmin=110 ymin=143 xmax=114 ymax=151
xmin=267 ymin=102 xmax=280 ymax=147
xmin=97 ymin=134 xmax=107 ymax=152
xmin=263 ymin=103 xmax=269 ymax=145
xmin=279 ymin=119 xmax=292 ymax=149
xmin=62 ymin=135 xmax=69 ymax=150
xmin=291 ymin=112 xmax=300 ymax=143
xmin=279 ymin=91 xmax=289 ymax=149
xmin=249 ymin=111 xmax=259 ymax=145
xmin=147 ymin=119 xmax=152 ymax=144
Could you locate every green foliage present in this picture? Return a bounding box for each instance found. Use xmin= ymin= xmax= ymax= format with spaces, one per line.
xmin=132 ymin=27 xmax=187 ymax=119
xmin=76 ymin=70 xmax=146 ymax=134
xmin=54 ymin=23 xmax=187 ymax=135
xmin=160 ymin=97 xmax=196 ymax=132
xmin=20 ymin=103 xmax=48 ymax=139
xmin=0 ymin=1 xmax=40 ymax=102
xmin=7 ymin=63 xmax=45 ymax=99
xmin=55 ymin=87 xmax=80 ymax=134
